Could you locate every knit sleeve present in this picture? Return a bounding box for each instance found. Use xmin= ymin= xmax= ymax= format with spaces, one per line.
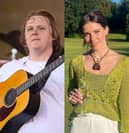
xmin=119 ymin=58 xmax=129 ymax=133
xmin=68 ymin=59 xmax=78 ymax=95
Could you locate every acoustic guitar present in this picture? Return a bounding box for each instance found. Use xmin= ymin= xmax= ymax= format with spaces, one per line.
xmin=0 ymin=55 xmax=64 ymax=133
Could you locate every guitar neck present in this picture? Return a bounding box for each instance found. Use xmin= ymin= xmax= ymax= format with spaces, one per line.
xmin=16 ymin=56 xmax=64 ymax=96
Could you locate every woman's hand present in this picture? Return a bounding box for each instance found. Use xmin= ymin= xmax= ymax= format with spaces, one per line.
xmin=68 ymin=89 xmax=85 ymax=104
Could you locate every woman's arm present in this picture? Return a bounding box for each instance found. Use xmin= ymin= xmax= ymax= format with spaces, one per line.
xmin=68 ymin=60 xmax=85 ymax=104
xmin=119 ymin=58 xmax=129 ymax=133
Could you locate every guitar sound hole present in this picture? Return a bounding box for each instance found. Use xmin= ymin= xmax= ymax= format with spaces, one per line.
xmin=4 ymin=88 xmax=17 ymax=107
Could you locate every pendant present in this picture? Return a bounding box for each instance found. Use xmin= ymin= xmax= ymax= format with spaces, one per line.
xmin=92 ymin=63 xmax=100 ymax=70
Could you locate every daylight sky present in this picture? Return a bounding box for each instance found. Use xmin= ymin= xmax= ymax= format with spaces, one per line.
xmin=112 ymin=0 xmax=121 ymax=3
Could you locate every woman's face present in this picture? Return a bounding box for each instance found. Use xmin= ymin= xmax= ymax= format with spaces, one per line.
xmin=25 ymin=15 xmax=53 ymax=52
xmin=83 ymin=22 xmax=109 ymax=49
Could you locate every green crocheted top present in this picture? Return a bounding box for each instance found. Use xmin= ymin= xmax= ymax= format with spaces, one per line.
xmin=68 ymin=55 xmax=129 ymax=133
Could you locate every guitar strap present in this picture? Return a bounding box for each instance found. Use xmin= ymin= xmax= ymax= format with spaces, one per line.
xmin=33 ymin=46 xmax=64 ymax=93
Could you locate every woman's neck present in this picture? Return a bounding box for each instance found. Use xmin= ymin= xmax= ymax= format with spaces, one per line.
xmin=91 ymin=45 xmax=109 ymax=57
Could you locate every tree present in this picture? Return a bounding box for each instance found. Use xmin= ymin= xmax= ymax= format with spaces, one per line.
xmin=65 ymin=0 xmax=85 ymax=37
xmin=126 ymin=13 xmax=129 ymax=40
xmin=119 ymin=0 xmax=129 ymax=40
xmin=65 ymin=0 xmax=113 ymax=37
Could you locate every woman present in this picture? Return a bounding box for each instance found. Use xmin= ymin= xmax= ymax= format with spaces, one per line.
xmin=0 ymin=9 xmax=64 ymax=133
xmin=68 ymin=10 xmax=129 ymax=133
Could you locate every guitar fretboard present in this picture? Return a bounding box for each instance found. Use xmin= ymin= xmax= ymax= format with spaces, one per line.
xmin=16 ymin=56 xmax=64 ymax=96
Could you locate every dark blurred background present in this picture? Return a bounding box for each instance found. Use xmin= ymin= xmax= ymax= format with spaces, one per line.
xmin=0 ymin=0 xmax=64 ymax=63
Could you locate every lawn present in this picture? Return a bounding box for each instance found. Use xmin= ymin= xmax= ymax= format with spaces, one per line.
xmin=65 ymin=33 xmax=129 ymax=133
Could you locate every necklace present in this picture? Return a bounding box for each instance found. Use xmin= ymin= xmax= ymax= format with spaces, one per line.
xmin=91 ymin=49 xmax=110 ymax=70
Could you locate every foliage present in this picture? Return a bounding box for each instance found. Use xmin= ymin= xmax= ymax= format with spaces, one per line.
xmin=65 ymin=0 xmax=112 ymax=37
xmin=126 ymin=13 xmax=129 ymax=40
xmin=65 ymin=0 xmax=129 ymax=40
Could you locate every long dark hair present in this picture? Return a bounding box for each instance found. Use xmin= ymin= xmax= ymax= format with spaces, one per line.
xmin=79 ymin=10 xmax=108 ymax=34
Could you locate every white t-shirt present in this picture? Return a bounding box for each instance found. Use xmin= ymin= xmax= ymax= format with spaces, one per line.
xmin=0 ymin=56 xmax=64 ymax=133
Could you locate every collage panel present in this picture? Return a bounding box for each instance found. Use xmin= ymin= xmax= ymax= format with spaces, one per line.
xmin=0 ymin=0 xmax=64 ymax=133
xmin=65 ymin=0 xmax=129 ymax=133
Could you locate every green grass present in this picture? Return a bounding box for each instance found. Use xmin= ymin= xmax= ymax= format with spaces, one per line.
xmin=65 ymin=33 xmax=129 ymax=133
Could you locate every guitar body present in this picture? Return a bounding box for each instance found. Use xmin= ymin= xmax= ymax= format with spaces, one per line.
xmin=0 ymin=70 xmax=40 ymax=133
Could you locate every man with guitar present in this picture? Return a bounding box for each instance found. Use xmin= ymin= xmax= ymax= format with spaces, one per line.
xmin=0 ymin=9 xmax=64 ymax=133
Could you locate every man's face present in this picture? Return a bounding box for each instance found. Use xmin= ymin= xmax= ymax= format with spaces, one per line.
xmin=25 ymin=15 xmax=53 ymax=52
